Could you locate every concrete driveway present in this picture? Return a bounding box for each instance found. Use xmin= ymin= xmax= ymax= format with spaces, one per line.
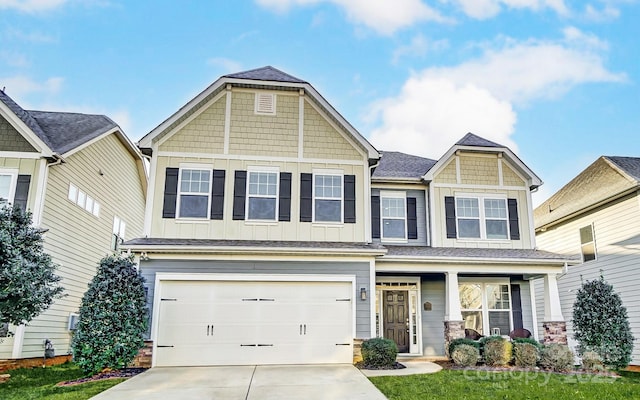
xmin=91 ymin=364 xmax=388 ymax=400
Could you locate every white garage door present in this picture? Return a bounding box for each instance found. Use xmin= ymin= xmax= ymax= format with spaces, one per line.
xmin=155 ymin=280 xmax=353 ymax=366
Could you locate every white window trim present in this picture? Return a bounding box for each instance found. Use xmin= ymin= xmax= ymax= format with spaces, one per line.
xmin=255 ymin=92 xmax=277 ymax=115
xmin=455 ymin=193 xmax=509 ymax=241
xmin=458 ymin=279 xmax=513 ymax=337
xmin=245 ymin=167 xmax=280 ymax=222
xmin=312 ymin=170 xmax=344 ymax=224
xmin=176 ymin=166 xmax=213 ymax=220
xmin=0 ymin=168 xmax=19 ymax=204
xmin=380 ymin=191 xmax=408 ymax=243
xmin=375 ymin=277 xmax=422 ymax=355
xmin=579 ymin=223 xmax=597 ymax=263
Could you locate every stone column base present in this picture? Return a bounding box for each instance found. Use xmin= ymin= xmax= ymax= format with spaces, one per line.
xmin=542 ymin=321 xmax=567 ymax=344
xmin=353 ymin=339 xmax=364 ymax=364
xmin=444 ymin=320 xmax=465 ymax=357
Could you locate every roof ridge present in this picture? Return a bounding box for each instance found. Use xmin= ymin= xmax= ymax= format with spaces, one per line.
xmin=223 ymin=65 xmax=307 ymax=83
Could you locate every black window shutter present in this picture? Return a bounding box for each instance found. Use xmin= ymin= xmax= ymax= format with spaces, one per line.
xmin=232 ymin=170 xmax=247 ymax=220
xmin=13 ymin=175 xmax=31 ymax=210
xmin=162 ymin=168 xmax=179 ymax=218
xmin=344 ymin=175 xmax=356 ymax=224
xmin=300 ymin=173 xmax=312 ymax=222
xmin=210 ymin=169 xmax=225 ymax=220
xmin=445 ymin=196 xmax=457 ymax=238
xmin=511 ymin=284 xmax=523 ymax=330
xmin=371 ymin=196 xmax=380 ymax=239
xmin=278 ymin=172 xmax=292 ymax=222
xmin=508 ymin=198 xmax=520 ymax=240
xmin=407 ymin=197 xmax=418 ymax=240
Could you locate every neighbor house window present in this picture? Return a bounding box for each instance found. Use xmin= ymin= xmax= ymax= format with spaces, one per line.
xmin=456 ymin=196 xmax=508 ymax=240
xmin=247 ymin=170 xmax=278 ymax=221
xmin=580 ymin=224 xmax=596 ymax=262
xmin=178 ymin=169 xmax=211 ymax=218
xmin=67 ymin=183 xmax=100 ymax=217
xmin=314 ymin=174 xmax=342 ymax=222
xmin=0 ymin=170 xmax=18 ymax=203
xmin=459 ymin=282 xmax=512 ymax=336
xmin=381 ymin=192 xmax=407 ymax=240
xmin=112 ymin=216 xmax=126 ymax=251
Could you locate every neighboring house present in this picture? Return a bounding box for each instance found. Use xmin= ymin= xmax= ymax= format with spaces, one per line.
xmin=123 ymin=66 xmax=572 ymax=367
xmin=0 ymin=90 xmax=147 ymax=362
xmin=533 ymin=156 xmax=640 ymax=365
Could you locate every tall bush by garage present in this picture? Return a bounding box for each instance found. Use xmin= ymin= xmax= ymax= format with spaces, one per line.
xmin=361 ymin=338 xmax=398 ymax=368
xmin=572 ymin=276 xmax=634 ymax=369
xmin=71 ymin=255 xmax=148 ymax=375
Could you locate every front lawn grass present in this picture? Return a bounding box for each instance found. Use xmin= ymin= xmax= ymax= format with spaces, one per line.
xmin=370 ymin=369 xmax=640 ymax=400
xmin=0 ymin=362 xmax=125 ymax=400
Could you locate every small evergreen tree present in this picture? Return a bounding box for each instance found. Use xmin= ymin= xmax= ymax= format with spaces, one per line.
xmin=0 ymin=201 xmax=63 ymax=331
xmin=72 ymin=254 xmax=148 ymax=374
xmin=572 ymin=276 xmax=634 ymax=369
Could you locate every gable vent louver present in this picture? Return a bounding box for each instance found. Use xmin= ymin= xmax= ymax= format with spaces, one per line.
xmin=255 ymin=93 xmax=276 ymax=115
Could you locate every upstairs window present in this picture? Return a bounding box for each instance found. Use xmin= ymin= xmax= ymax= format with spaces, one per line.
xmin=381 ymin=193 xmax=407 ymax=240
xmin=455 ymin=196 xmax=508 ymax=240
xmin=0 ymin=171 xmax=17 ymax=203
xmin=314 ymin=174 xmax=342 ymax=222
xmin=580 ymin=224 xmax=597 ymax=262
xmin=178 ymin=169 xmax=211 ymax=218
xmin=247 ymin=171 xmax=278 ymax=221
xmin=112 ymin=216 xmax=126 ymax=251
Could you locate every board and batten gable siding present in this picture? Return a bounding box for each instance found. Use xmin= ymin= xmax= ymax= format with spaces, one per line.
xmin=140 ymin=260 xmax=373 ymax=338
xmin=0 ymin=116 xmax=37 ymax=152
xmin=430 ymin=153 xmax=532 ymax=249
xmin=15 ymin=133 xmax=146 ymax=358
xmin=0 ymin=157 xmax=43 ymax=212
xmin=371 ymin=188 xmax=427 ymax=246
xmin=534 ymin=191 xmax=640 ymax=364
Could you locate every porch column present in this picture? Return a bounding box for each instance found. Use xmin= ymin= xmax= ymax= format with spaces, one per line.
xmin=542 ymin=273 xmax=567 ymax=344
xmin=444 ymin=272 xmax=464 ymax=356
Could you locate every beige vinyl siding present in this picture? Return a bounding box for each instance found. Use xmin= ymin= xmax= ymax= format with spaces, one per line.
xmin=435 ymin=159 xmax=457 ymax=184
xmin=421 ymin=277 xmax=446 ymax=356
xmin=229 ymin=91 xmax=299 ymax=157
xmin=302 ymin=101 xmax=362 ymax=160
xmin=150 ymin=155 xmax=368 ymax=242
xmin=535 ymin=192 xmax=640 ymax=364
xmin=0 ymin=157 xmax=43 ymax=211
xmin=503 ymin=163 xmax=525 ymax=186
xmin=0 ymin=117 xmax=37 ymax=152
xmin=17 ymin=133 xmax=146 ymax=358
xmin=159 ymin=95 xmax=226 ymax=153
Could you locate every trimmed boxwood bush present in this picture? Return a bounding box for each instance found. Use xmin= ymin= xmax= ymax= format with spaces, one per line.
xmin=513 ymin=342 xmax=539 ymax=368
xmin=540 ymin=343 xmax=574 ymax=372
xmin=581 ymin=350 xmax=605 ymax=372
xmin=512 ymin=337 xmax=543 ymax=350
xmin=448 ymin=338 xmax=480 ymax=358
xmin=452 ymin=344 xmax=479 ymax=367
xmin=361 ymin=337 xmax=398 ymax=368
xmin=482 ymin=336 xmax=512 ymax=366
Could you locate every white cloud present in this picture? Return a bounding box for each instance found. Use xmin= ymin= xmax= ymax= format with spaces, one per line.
xmin=584 ymin=3 xmax=621 ymax=21
xmin=255 ymin=0 xmax=449 ymax=35
xmin=0 ymin=0 xmax=67 ymax=12
xmin=368 ymin=31 xmax=624 ymax=159
xmin=451 ymin=0 xmax=568 ymax=19
xmin=0 ymin=51 xmax=30 ymax=68
xmin=0 ymin=75 xmax=63 ymax=99
xmin=392 ymin=34 xmax=449 ymax=64
xmin=206 ymin=57 xmax=243 ymax=73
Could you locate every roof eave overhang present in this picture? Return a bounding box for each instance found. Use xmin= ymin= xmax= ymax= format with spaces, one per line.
xmin=122 ymin=244 xmax=387 ymax=257
xmin=371 ymin=177 xmax=423 ymax=184
xmin=378 ymin=254 xmax=571 ymax=266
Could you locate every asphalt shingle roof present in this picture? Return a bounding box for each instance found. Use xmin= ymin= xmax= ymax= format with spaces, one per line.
xmin=607 ymin=156 xmax=640 ymax=181
xmin=456 ymin=132 xmax=503 ymax=148
xmin=224 ymin=66 xmax=306 ymax=84
xmin=0 ymin=89 xmax=117 ymax=155
xmin=372 ymin=151 xmax=437 ymax=179
xmin=384 ymin=246 xmax=574 ymax=261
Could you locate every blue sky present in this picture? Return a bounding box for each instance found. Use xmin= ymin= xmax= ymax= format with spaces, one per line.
xmin=1 ymin=0 xmax=638 ymax=205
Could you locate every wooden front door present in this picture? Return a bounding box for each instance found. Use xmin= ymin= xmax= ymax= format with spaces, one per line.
xmin=383 ymin=290 xmax=409 ymax=353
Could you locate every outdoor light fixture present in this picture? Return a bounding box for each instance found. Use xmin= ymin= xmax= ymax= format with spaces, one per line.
xmin=360 ymin=287 xmax=367 ymax=301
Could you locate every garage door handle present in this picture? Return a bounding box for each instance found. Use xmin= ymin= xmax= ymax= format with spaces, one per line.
xmin=207 ymin=325 xmax=214 ymax=336
xmin=259 ymin=298 xmax=275 ymax=302
xmin=304 ymin=324 xmax=307 ymax=335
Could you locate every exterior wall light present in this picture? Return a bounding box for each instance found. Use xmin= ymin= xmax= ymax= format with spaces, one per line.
xmin=360 ymin=287 xmax=367 ymax=301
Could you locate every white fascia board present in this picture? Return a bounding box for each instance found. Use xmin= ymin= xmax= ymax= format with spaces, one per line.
xmin=62 ymin=127 xmax=144 ymax=162
xmin=0 ymin=102 xmax=54 ymax=158
xmin=376 ymin=261 xmax=565 ymax=274
xmin=378 ymin=255 xmax=569 ymax=266
xmin=123 ymin=244 xmax=387 ymax=257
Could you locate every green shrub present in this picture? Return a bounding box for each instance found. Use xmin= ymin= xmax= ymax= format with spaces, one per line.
xmin=361 ymin=337 xmax=398 ymax=367
xmin=71 ymin=255 xmax=148 ymax=375
xmin=448 ymin=338 xmax=480 ymax=358
xmin=513 ymin=342 xmax=539 ymax=368
xmin=539 ymin=344 xmax=574 ymax=372
xmin=512 ymin=337 xmax=543 ymax=350
xmin=581 ymin=350 xmax=605 ymax=372
xmin=483 ymin=337 xmax=512 ymax=366
xmin=451 ymin=344 xmax=479 ymax=367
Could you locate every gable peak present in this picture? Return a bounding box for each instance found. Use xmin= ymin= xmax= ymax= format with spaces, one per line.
xmin=223 ymin=66 xmax=307 ymax=84
xmin=456 ymin=132 xmax=504 ymax=148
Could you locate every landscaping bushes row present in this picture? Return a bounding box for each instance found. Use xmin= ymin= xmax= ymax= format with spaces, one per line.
xmin=450 ymin=336 xmax=585 ymax=372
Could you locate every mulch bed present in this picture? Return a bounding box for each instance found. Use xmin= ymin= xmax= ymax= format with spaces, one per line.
xmin=56 ymin=368 xmax=147 ymax=387
xmin=355 ymin=361 xmax=406 ymax=370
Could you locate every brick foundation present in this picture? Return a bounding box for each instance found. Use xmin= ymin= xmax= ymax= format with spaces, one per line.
xmin=353 ymin=339 xmax=363 ymax=364
xmin=542 ymin=321 xmax=568 ymax=344
xmin=0 ymin=354 xmax=72 ymax=374
xmin=129 ymin=340 xmax=153 ymax=368
xmin=444 ymin=320 xmax=465 ymax=357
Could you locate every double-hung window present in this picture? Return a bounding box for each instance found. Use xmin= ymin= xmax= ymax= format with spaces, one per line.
xmin=580 ymin=224 xmax=596 ymax=262
xmin=0 ymin=170 xmax=18 ymax=203
xmin=178 ymin=169 xmax=211 ymax=218
xmin=381 ymin=192 xmax=407 ymax=240
xmin=459 ymin=282 xmax=512 ymax=336
xmin=314 ymin=174 xmax=342 ymax=222
xmin=112 ymin=216 xmax=126 ymax=251
xmin=247 ymin=170 xmax=278 ymax=221
xmin=456 ymin=196 xmax=508 ymax=240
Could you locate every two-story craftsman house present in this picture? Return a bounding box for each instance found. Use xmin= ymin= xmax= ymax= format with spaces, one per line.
xmin=124 ymin=67 xmax=572 ymax=367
